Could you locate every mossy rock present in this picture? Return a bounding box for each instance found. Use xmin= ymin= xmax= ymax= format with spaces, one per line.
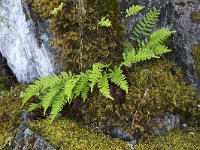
xmin=0 ymin=85 xmax=26 ymax=149
xmin=192 ymin=44 xmax=200 ymax=78
xmin=136 ymin=129 xmax=200 ymax=150
xmin=29 ymin=119 xmax=130 ymax=150
xmin=31 ymin=0 xmax=124 ymax=73
xmin=191 ymin=11 xmax=200 ymax=24
xmin=78 ymin=59 xmax=199 ymax=137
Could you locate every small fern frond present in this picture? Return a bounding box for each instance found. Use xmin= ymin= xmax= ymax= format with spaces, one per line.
xmin=42 ymin=84 xmax=62 ymax=114
xmin=109 ymin=66 xmax=128 ymax=93
xmin=64 ymin=76 xmax=80 ymax=103
xmin=51 ymin=2 xmax=64 ymax=15
xmin=98 ymin=73 xmax=113 ymax=100
xmin=74 ymin=73 xmax=90 ymax=101
xmin=50 ymin=91 xmax=66 ymax=122
xmin=153 ymin=44 xmax=172 ymax=55
xmin=28 ymin=103 xmax=42 ymax=112
xmin=98 ymin=17 xmax=112 ymax=27
xmin=132 ymin=7 xmax=160 ymax=41
xmin=88 ymin=63 xmax=106 ymax=92
xmin=126 ymin=5 xmax=145 ymax=17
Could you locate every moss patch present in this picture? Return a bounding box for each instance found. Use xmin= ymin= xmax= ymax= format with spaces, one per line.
xmin=192 ymin=44 xmax=200 ymax=77
xmin=191 ymin=11 xmax=200 ymax=23
xmin=78 ymin=59 xmax=199 ymax=136
xmin=0 ymin=85 xmax=26 ymax=149
xmin=29 ymin=119 xmax=129 ymax=150
xmin=136 ymin=129 xmax=200 ymax=150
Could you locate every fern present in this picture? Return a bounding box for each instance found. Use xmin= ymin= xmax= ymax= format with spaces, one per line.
xmin=98 ymin=73 xmax=113 ymax=100
xmin=125 ymin=5 xmax=145 ymax=17
xmin=98 ymin=17 xmax=112 ymax=27
xmin=131 ymin=7 xmax=160 ymax=43
xmin=109 ymin=66 xmax=128 ymax=93
xmin=51 ymin=2 xmax=64 ymax=15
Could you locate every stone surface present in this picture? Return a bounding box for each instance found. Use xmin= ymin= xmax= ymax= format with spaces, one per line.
xmin=12 ymin=124 xmax=56 ymax=150
xmin=150 ymin=113 xmax=180 ymax=136
xmin=0 ymin=0 xmax=54 ymax=83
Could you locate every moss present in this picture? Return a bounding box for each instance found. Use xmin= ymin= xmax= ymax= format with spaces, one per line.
xmin=192 ymin=44 xmax=200 ymax=77
xmin=0 ymin=84 xmax=26 ymax=149
xmin=78 ymin=59 xmax=199 ymax=136
xmin=136 ymin=129 xmax=200 ymax=150
xmin=29 ymin=119 xmax=129 ymax=150
xmin=191 ymin=11 xmax=200 ymax=23
xmin=31 ymin=0 xmax=124 ymax=73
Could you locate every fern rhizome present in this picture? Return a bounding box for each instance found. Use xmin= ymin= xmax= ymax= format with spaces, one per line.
xmin=21 ymin=5 xmax=176 ymax=122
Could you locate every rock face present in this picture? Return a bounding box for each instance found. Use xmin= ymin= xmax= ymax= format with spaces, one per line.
xmin=119 ymin=0 xmax=200 ymax=90
xmin=0 ymin=0 xmax=54 ymax=83
xmin=12 ymin=124 xmax=56 ymax=150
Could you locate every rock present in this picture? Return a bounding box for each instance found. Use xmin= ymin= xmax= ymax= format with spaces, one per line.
xmin=12 ymin=124 xmax=56 ymax=150
xmin=150 ymin=113 xmax=180 ymax=136
xmin=0 ymin=0 xmax=54 ymax=83
xmin=119 ymin=0 xmax=200 ymax=91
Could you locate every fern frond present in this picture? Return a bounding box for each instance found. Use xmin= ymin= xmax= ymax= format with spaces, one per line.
xmin=153 ymin=44 xmax=172 ymax=55
xmin=42 ymin=84 xmax=62 ymax=114
xmin=109 ymin=66 xmax=128 ymax=93
xmin=64 ymin=76 xmax=80 ymax=103
xmin=50 ymin=91 xmax=66 ymax=122
xmin=88 ymin=63 xmax=106 ymax=92
xmin=123 ymin=48 xmax=159 ymax=66
xmin=126 ymin=5 xmax=145 ymax=17
xmin=21 ymin=74 xmax=62 ymax=108
xmin=98 ymin=73 xmax=113 ymax=99
xmin=131 ymin=7 xmax=160 ymax=41
xmin=28 ymin=103 xmax=42 ymax=112
xmin=74 ymin=73 xmax=90 ymax=101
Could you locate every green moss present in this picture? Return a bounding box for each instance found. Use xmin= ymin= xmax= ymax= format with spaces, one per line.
xmin=31 ymin=0 xmax=124 ymax=73
xmin=29 ymin=119 xmax=129 ymax=150
xmin=136 ymin=129 xmax=200 ymax=150
xmin=192 ymin=44 xmax=200 ymax=77
xmin=191 ymin=11 xmax=200 ymax=23
xmin=0 ymin=85 xmax=26 ymax=149
xmin=79 ymin=59 xmax=199 ymax=135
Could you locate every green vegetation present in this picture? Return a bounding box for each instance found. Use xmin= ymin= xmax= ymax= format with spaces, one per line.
xmin=0 ymin=85 xmax=26 ymax=149
xmin=125 ymin=5 xmax=145 ymax=17
xmin=81 ymin=59 xmax=199 ymax=134
xmin=21 ymin=5 xmax=175 ymax=123
xmin=98 ymin=17 xmax=112 ymax=27
xmin=136 ymin=129 xmax=200 ymax=150
xmin=29 ymin=119 xmax=129 ymax=150
xmin=192 ymin=44 xmax=200 ymax=77
xmin=191 ymin=11 xmax=200 ymax=23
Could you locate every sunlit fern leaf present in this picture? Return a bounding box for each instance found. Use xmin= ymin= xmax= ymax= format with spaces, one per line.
xmin=50 ymin=91 xmax=66 ymax=123
xmin=88 ymin=63 xmax=106 ymax=92
xmin=74 ymin=73 xmax=90 ymax=101
xmin=64 ymin=76 xmax=80 ymax=103
xmin=51 ymin=2 xmax=64 ymax=15
xmin=42 ymin=84 xmax=63 ymax=115
xmin=153 ymin=44 xmax=172 ymax=55
xmin=108 ymin=66 xmax=128 ymax=93
xmin=98 ymin=17 xmax=112 ymax=27
xmin=125 ymin=5 xmax=145 ymax=17
xmin=132 ymin=7 xmax=160 ymax=41
xmin=28 ymin=103 xmax=42 ymax=112
xmin=98 ymin=73 xmax=113 ymax=100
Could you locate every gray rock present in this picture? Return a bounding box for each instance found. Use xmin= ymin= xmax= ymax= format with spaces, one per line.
xmin=150 ymin=113 xmax=180 ymax=136
xmin=0 ymin=0 xmax=54 ymax=83
xmin=12 ymin=124 xmax=56 ymax=150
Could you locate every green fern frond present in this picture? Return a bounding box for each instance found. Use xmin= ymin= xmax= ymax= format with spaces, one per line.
xmin=50 ymin=91 xmax=66 ymax=122
xmin=153 ymin=44 xmax=172 ymax=55
xmin=74 ymin=73 xmax=90 ymax=101
xmin=98 ymin=73 xmax=113 ymax=99
xmin=109 ymin=66 xmax=128 ymax=93
xmin=131 ymin=7 xmax=160 ymax=41
xmin=51 ymin=2 xmax=64 ymax=15
xmin=125 ymin=5 xmax=145 ymax=17
xmin=28 ymin=103 xmax=42 ymax=112
xmin=98 ymin=17 xmax=112 ymax=27
xmin=21 ymin=74 xmax=62 ymax=108
xmin=64 ymin=76 xmax=80 ymax=103
xmin=88 ymin=63 xmax=106 ymax=92
xmin=42 ymin=84 xmax=62 ymax=114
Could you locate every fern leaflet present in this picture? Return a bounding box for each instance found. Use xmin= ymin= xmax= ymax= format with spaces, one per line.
xmin=125 ymin=5 xmax=145 ymax=17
